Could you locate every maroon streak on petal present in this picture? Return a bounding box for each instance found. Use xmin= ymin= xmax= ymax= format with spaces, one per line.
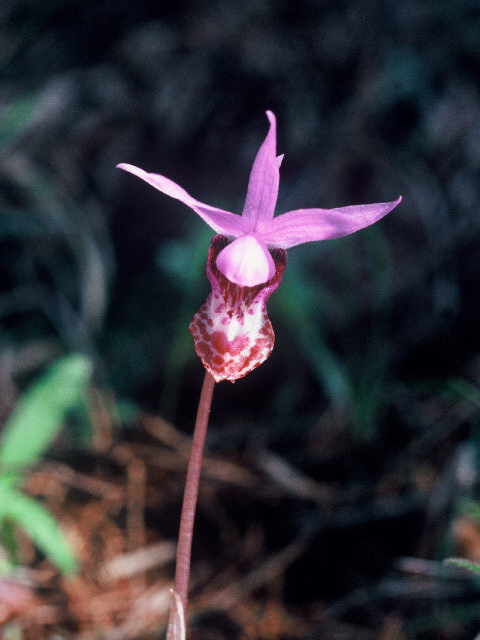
xmin=189 ymin=235 xmax=287 ymax=382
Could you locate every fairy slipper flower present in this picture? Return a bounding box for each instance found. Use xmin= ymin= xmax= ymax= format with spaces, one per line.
xmin=117 ymin=111 xmax=401 ymax=382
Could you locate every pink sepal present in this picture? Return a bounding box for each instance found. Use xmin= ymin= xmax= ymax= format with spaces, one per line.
xmin=116 ymin=163 xmax=247 ymax=237
xmin=241 ymin=111 xmax=280 ymax=228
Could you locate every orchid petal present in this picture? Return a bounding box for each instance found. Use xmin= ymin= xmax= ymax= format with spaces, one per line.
xmin=216 ymin=234 xmax=276 ymax=287
xmin=241 ymin=111 xmax=280 ymax=228
xmin=259 ymin=197 xmax=402 ymax=249
xmin=189 ymin=235 xmax=287 ymax=382
xmin=117 ymin=163 xmax=247 ymax=238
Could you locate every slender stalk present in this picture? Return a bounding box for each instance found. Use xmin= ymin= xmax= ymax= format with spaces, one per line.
xmin=174 ymin=371 xmax=216 ymax=611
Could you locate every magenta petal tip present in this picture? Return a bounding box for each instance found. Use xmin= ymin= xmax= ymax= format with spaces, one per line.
xmin=265 ymin=110 xmax=276 ymax=124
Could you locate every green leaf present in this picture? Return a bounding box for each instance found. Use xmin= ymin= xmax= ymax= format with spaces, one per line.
xmin=0 ymin=95 xmax=37 ymax=147
xmin=0 ymin=520 xmax=17 ymax=569
xmin=157 ymin=227 xmax=212 ymax=417
xmin=0 ymin=354 xmax=92 ymax=487
xmin=275 ymin=259 xmax=352 ymax=406
xmin=457 ymin=497 xmax=480 ymax=525
xmin=0 ymin=488 xmax=77 ymax=574
xmin=446 ymin=378 xmax=480 ymax=408
xmin=444 ymin=557 xmax=480 ymax=576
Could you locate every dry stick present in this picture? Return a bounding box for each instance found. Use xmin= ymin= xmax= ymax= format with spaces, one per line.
xmin=174 ymin=371 xmax=216 ymax=612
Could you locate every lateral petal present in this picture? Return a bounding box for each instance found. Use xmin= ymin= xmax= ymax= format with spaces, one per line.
xmin=241 ymin=111 xmax=280 ymax=228
xmin=117 ymin=163 xmax=247 ymax=238
xmin=216 ymin=235 xmax=276 ymax=287
xmin=259 ymin=197 xmax=402 ymax=249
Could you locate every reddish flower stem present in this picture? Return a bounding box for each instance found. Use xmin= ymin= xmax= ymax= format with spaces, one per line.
xmin=174 ymin=371 xmax=216 ymax=611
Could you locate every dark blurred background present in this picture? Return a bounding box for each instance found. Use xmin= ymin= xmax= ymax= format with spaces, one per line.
xmin=1 ymin=1 xmax=480 ymax=638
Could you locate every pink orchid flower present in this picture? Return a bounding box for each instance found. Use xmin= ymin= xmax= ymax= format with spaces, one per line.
xmin=117 ymin=111 xmax=401 ymax=382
